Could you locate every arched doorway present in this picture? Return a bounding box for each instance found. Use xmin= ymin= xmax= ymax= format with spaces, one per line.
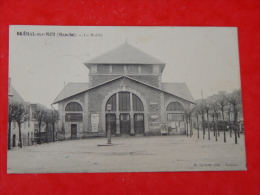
xmin=105 ymin=92 xmax=144 ymax=135
xmin=166 ymin=102 xmax=185 ymax=132
xmin=65 ymin=102 xmax=83 ymax=139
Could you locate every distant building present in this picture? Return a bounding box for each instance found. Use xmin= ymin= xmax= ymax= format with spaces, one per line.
xmin=8 ymin=79 xmax=53 ymax=148
xmin=193 ymin=91 xmax=243 ymax=131
xmin=53 ymin=42 xmax=195 ymax=138
xmin=8 ymin=81 xmax=34 ymax=147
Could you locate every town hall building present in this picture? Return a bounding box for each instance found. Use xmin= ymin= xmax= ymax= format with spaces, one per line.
xmin=53 ymin=42 xmax=195 ymax=138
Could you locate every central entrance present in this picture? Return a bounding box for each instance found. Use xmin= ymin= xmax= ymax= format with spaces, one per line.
xmin=105 ymin=91 xmax=144 ymax=136
xmin=120 ymin=114 xmax=130 ymax=135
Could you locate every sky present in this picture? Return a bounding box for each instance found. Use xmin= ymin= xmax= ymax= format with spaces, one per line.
xmin=9 ymin=26 xmax=241 ymax=109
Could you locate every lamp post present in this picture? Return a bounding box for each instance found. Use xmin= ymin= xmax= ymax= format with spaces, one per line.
xmin=107 ymin=104 xmax=112 ymax=144
xmin=227 ymin=125 xmax=229 ymax=139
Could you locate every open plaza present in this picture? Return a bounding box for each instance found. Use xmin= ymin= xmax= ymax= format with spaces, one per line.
xmin=7 ymin=132 xmax=246 ymax=173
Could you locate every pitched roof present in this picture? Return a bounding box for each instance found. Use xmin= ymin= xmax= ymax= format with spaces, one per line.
xmin=84 ymin=42 xmax=165 ymax=70
xmin=162 ymin=83 xmax=194 ymax=103
xmin=53 ymin=83 xmax=89 ymax=103
xmin=53 ymin=77 xmax=195 ymax=104
xmin=9 ymin=85 xmax=25 ymax=102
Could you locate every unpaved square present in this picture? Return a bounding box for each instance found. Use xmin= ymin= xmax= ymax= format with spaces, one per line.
xmin=7 ymin=133 xmax=246 ymax=173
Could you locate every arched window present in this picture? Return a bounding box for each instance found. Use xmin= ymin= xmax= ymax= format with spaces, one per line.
xmin=166 ymin=102 xmax=184 ymax=111
xmin=119 ymin=92 xmax=130 ymax=111
xmin=106 ymin=94 xmax=116 ymax=111
xmin=105 ymin=92 xmax=144 ymax=112
xmin=132 ymin=94 xmax=144 ymax=111
xmin=65 ymin=102 xmax=83 ymax=111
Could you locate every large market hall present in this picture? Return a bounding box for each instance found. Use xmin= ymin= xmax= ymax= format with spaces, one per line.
xmin=53 ymin=42 xmax=195 ymax=138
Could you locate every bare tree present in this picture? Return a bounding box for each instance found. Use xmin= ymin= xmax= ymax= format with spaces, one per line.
xmin=42 ymin=110 xmax=52 ymax=143
xmin=12 ymin=102 xmax=28 ymax=148
xmin=184 ymin=106 xmax=194 ymax=137
xmin=209 ymin=100 xmax=220 ymax=141
xmin=225 ymin=104 xmax=233 ymax=137
xmin=227 ymin=89 xmax=242 ymax=143
xmin=215 ymin=93 xmax=228 ymax=142
xmin=196 ymin=101 xmax=206 ymax=139
xmin=49 ymin=110 xmax=59 ymax=142
xmin=193 ymin=105 xmax=200 ymax=139
xmin=204 ymin=100 xmax=211 ymax=140
xmin=8 ymin=101 xmax=18 ymax=150
xmin=33 ymin=107 xmax=45 ymax=145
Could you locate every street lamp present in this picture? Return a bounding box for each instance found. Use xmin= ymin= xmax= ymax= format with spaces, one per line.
xmin=106 ymin=104 xmax=112 ymax=144
xmin=227 ymin=125 xmax=229 ymax=138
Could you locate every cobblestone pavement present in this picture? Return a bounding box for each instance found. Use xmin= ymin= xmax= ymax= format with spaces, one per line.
xmin=7 ymin=132 xmax=246 ymax=173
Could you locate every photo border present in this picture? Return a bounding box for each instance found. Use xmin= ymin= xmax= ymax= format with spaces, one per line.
xmin=0 ymin=1 xmax=259 ymax=194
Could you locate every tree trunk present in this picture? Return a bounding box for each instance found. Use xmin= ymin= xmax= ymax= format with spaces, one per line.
xmin=186 ymin=116 xmax=188 ymax=137
xmin=222 ymin=110 xmax=226 ymax=142
xmin=18 ymin=123 xmax=22 ymax=148
xmin=207 ymin=112 xmax=210 ymax=140
xmin=197 ymin=117 xmax=199 ymax=139
xmin=52 ymin=123 xmax=55 ymax=142
xmin=46 ymin=123 xmax=49 ymax=143
xmin=8 ymin=120 xmax=11 ymax=150
xmin=229 ymin=113 xmax=232 ymax=137
xmin=233 ymin=105 xmax=240 ymax=138
xmin=212 ymin=116 xmax=215 ymax=136
xmin=38 ymin=122 xmax=41 ymax=145
xmin=214 ymin=117 xmax=217 ymax=141
xmin=216 ymin=116 xmax=220 ymax=136
xmin=189 ymin=116 xmax=192 ymax=137
xmin=201 ymin=114 xmax=205 ymax=139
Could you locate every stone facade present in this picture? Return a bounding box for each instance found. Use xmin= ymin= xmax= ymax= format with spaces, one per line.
xmin=54 ymin=42 xmax=194 ymax=139
xmin=57 ymin=77 xmax=191 ymax=138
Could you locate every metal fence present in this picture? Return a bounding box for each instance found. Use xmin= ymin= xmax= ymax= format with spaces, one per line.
xmin=9 ymin=134 xmax=57 ymax=149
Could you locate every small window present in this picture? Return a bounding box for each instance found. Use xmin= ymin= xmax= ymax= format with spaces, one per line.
xmin=127 ymin=65 xmax=139 ymax=74
xmin=97 ymin=65 xmax=109 ymax=74
xmin=167 ymin=113 xmax=184 ymax=121
xmin=65 ymin=102 xmax=83 ymax=111
xmin=166 ymin=102 xmax=184 ymax=111
xmin=112 ymin=65 xmax=124 ymax=74
xmin=65 ymin=113 xmax=83 ymax=122
xmin=141 ymin=65 xmax=153 ymax=74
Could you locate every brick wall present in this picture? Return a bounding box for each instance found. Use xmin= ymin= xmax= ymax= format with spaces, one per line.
xmin=90 ymin=75 xmax=160 ymax=88
xmin=58 ymin=77 xmax=191 ymax=137
xmin=90 ymin=75 xmax=121 ymax=87
xmin=88 ymin=77 xmax=163 ymax=134
xmin=127 ymin=75 xmax=160 ymax=88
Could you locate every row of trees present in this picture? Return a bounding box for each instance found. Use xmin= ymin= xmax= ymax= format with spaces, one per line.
xmin=33 ymin=106 xmax=59 ymax=145
xmin=8 ymin=100 xmax=59 ymax=149
xmin=185 ymin=89 xmax=242 ymax=144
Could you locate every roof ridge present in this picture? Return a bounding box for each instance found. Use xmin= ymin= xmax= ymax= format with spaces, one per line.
xmin=10 ymin=85 xmax=25 ymax=102
xmin=85 ymin=43 xmax=123 ymax=64
xmin=124 ymin=43 xmax=165 ymax=64
xmin=52 ymin=76 xmax=123 ymax=104
xmin=84 ymin=42 xmax=165 ymax=65
xmin=53 ymin=76 xmax=195 ymax=104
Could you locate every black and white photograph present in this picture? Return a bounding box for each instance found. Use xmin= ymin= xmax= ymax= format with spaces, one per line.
xmin=8 ymin=26 xmax=246 ymax=173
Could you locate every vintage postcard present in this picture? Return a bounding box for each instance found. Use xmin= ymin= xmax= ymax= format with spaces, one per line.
xmin=8 ymin=26 xmax=246 ymax=173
